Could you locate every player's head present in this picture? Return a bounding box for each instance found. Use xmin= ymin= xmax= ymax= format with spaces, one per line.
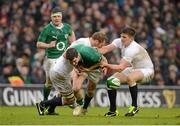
xmin=91 ymin=32 xmax=107 ymax=48
xmin=66 ymin=48 xmax=81 ymax=66
xmin=51 ymin=7 xmax=62 ymax=26
xmin=120 ymin=27 xmax=136 ymax=45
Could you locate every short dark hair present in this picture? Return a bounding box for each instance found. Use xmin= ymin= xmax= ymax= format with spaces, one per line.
xmin=66 ymin=48 xmax=78 ymax=61
xmin=51 ymin=7 xmax=62 ymax=14
xmin=121 ymin=27 xmax=136 ymax=37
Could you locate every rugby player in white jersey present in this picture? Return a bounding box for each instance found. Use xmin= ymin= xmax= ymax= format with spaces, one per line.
xmin=99 ymin=27 xmax=154 ymax=117
xmin=36 ymin=43 xmax=107 ymax=115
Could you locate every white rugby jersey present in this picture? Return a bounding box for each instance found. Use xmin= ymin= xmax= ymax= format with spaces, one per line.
xmin=112 ymin=38 xmax=154 ymax=69
xmin=71 ymin=38 xmax=91 ymax=47
xmin=51 ymin=38 xmax=91 ymax=75
xmin=52 ymin=56 xmax=73 ymax=75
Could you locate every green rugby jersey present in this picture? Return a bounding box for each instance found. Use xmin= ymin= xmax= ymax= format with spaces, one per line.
xmin=72 ymin=44 xmax=102 ymax=68
xmin=37 ymin=22 xmax=73 ymax=58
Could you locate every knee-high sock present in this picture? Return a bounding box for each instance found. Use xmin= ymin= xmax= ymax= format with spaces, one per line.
xmin=43 ymin=86 xmax=51 ymax=100
xmin=83 ymin=94 xmax=93 ymax=109
xmin=108 ymin=89 xmax=117 ymax=112
xmin=129 ymin=84 xmax=138 ymax=107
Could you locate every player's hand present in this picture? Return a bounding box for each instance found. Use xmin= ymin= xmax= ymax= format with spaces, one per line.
xmin=102 ymin=67 xmax=107 ymax=75
xmin=74 ymin=67 xmax=85 ymax=76
xmin=49 ymin=41 xmax=56 ymax=48
xmin=100 ymin=60 xmax=108 ymax=67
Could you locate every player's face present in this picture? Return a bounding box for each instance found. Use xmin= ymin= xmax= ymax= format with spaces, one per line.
xmin=70 ymin=55 xmax=81 ymax=67
xmin=94 ymin=40 xmax=105 ymax=48
xmin=51 ymin=15 xmax=62 ymax=26
xmin=120 ymin=33 xmax=133 ymax=47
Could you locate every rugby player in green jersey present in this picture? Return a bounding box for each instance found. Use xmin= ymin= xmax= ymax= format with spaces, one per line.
xmin=36 ymin=7 xmax=76 ymax=101
xmin=36 ymin=44 xmax=107 ymax=115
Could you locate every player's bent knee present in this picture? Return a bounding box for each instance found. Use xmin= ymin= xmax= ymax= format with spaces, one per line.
xmin=106 ymin=76 xmax=121 ymax=89
xmin=44 ymin=84 xmax=52 ymax=89
xmin=127 ymin=76 xmax=135 ymax=85
xmin=63 ymin=93 xmax=75 ymax=105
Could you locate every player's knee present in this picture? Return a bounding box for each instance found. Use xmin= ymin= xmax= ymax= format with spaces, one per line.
xmin=73 ymin=86 xmax=81 ymax=92
xmin=87 ymin=90 xmax=95 ymax=97
xmin=45 ymin=84 xmax=52 ymax=89
xmin=63 ymin=96 xmax=75 ymax=105
xmin=106 ymin=76 xmax=121 ymax=89
xmin=127 ymin=75 xmax=135 ymax=85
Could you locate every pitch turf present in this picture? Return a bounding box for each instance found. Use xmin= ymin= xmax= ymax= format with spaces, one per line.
xmin=0 ymin=106 xmax=180 ymax=125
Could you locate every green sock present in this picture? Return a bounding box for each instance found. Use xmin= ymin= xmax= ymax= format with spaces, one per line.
xmin=77 ymin=98 xmax=83 ymax=106
xmin=43 ymin=86 xmax=51 ymax=100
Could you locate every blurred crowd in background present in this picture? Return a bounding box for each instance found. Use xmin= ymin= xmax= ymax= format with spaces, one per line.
xmin=0 ymin=0 xmax=179 ymax=86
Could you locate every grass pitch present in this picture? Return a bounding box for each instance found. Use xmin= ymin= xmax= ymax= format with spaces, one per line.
xmin=0 ymin=106 xmax=180 ymax=125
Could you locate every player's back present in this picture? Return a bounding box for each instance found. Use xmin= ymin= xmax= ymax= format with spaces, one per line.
xmin=72 ymin=44 xmax=102 ymax=68
xmin=52 ymin=55 xmax=73 ymax=75
xmin=71 ymin=38 xmax=91 ymax=47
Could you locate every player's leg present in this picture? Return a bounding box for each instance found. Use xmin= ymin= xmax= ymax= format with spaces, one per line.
xmin=36 ymin=93 xmax=75 ymax=115
xmin=124 ymin=68 xmax=154 ymax=117
xmin=36 ymin=72 xmax=75 ymax=115
xmin=82 ymin=69 xmax=103 ymax=111
xmin=43 ymin=58 xmax=56 ymax=100
xmin=73 ymin=80 xmax=96 ymax=116
xmin=72 ymin=70 xmax=87 ymax=106
xmin=104 ymin=72 xmax=127 ymax=117
xmin=73 ymin=69 xmax=102 ymax=116
xmin=82 ymin=80 xmax=96 ymax=112
xmin=124 ymin=70 xmax=143 ymax=117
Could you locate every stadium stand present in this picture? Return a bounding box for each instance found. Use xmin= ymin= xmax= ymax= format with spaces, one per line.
xmin=0 ymin=0 xmax=179 ymax=86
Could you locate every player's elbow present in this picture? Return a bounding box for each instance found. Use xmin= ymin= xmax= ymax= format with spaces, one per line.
xmin=36 ymin=42 xmax=43 ymax=48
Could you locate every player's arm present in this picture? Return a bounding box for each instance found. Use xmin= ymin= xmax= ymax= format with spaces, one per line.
xmin=36 ymin=41 xmax=56 ymax=49
xmin=36 ymin=27 xmax=56 ymax=49
xmin=101 ymin=58 xmax=130 ymax=72
xmin=98 ymin=43 xmax=116 ymax=54
xmin=68 ymin=31 xmax=76 ymax=44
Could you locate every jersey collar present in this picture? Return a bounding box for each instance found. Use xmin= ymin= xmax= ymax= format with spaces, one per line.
xmin=50 ymin=22 xmax=64 ymax=29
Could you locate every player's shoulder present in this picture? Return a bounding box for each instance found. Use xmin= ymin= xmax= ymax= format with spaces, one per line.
xmin=112 ymin=38 xmax=121 ymax=43
xmin=42 ymin=23 xmax=53 ymax=31
xmin=63 ymin=23 xmax=71 ymax=28
xmin=126 ymin=41 xmax=140 ymax=53
xmin=77 ymin=38 xmax=89 ymax=42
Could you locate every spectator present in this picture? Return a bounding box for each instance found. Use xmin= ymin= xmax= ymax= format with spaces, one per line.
xmin=0 ymin=0 xmax=179 ymax=86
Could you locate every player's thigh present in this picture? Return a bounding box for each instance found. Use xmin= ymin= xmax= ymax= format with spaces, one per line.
xmin=87 ymin=69 xmax=102 ymax=84
xmin=72 ymin=72 xmax=87 ymax=91
xmin=43 ymin=58 xmax=57 ymax=86
xmin=127 ymin=70 xmax=144 ymax=83
xmin=111 ymin=72 xmax=128 ymax=84
xmin=137 ymin=68 xmax=154 ymax=83
xmin=50 ymin=71 xmax=73 ymax=97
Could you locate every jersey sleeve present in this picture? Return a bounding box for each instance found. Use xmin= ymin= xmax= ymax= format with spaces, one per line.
xmin=65 ymin=23 xmax=73 ymax=36
xmin=37 ymin=26 xmax=49 ymax=42
xmin=112 ymin=38 xmax=122 ymax=48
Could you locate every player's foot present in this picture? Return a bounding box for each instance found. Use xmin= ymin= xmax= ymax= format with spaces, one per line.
xmin=104 ymin=110 xmax=119 ymax=117
xmin=73 ymin=106 xmax=87 ymax=116
xmin=124 ymin=106 xmax=139 ymax=117
xmin=36 ymin=102 xmax=45 ymax=115
xmin=80 ymin=108 xmax=88 ymax=115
